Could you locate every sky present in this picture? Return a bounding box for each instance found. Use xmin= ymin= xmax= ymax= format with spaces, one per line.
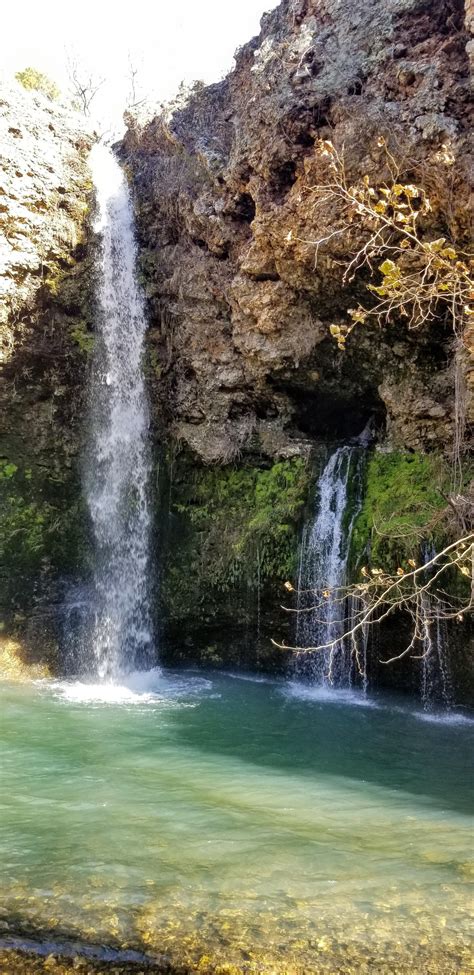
xmin=2 ymin=0 xmax=279 ymax=129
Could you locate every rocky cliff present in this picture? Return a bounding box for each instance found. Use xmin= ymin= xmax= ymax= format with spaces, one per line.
xmin=0 ymin=0 xmax=472 ymax=687
xmin=122 ymin=0 xmax=473 ymax=464
xmin=0 ymin=82 xmax=93 ymax=658
xmin=119 ymin=0 xmax=472 ymax=680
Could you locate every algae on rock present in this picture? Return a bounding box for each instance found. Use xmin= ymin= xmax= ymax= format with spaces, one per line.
xmin=350 ymin=452 xmax=453 ymax=570
xmin=158 ymin=451 xmax=310 ymax=668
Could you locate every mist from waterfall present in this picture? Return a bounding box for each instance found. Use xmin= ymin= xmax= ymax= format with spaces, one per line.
xmin=295 ymin=446 xmax=364 ymax=688
xmin=84 ymin=144 xmax=153 ymax=681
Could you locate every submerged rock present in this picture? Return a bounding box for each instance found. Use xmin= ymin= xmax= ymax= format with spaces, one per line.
xmin=0 ymin=636 xmax=51 ymax=681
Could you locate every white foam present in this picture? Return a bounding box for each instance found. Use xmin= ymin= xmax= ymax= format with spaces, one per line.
xmin=285 ymin=684 xmax=474 ymax=723
xmin=413 ymin=709 xmax=474 ymax=727
xmin=48 ymin=668 xmax=212 ymax=706
xmin=283 ymin=681 xmax=378 ymax=709
xmin=55 ymin=681 xmax=156 ymax=705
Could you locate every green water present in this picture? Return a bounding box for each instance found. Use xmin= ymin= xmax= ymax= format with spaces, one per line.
xmin=0 ymin=671 xmax=473 ymax=973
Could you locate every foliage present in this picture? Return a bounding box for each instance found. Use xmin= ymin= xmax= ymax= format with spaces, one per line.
xmin=0 ymin=495 xmax=57 ymax=562
xmin=176 ymin=459 xmax=308 ymax=584
xmin=280 ymin=532 xmax=473 ymax=668
xmin=145 ymin=344 xmax=162 ymax=379
xmin=0 ymin=461 xmax=87 ymax=613
xmin=307 ymin=138 xmax=473 ymax=351
xmin=70 ymin=322 xmax=95 ymax=354
xmin=65 ymin=53 xmax=105 ymax=116
xmin=350 ymin=452 xmax=452 ymax=570
xmin=0 ymin=460 xmax=19 ymax=479
xmin=15 ymin=67 xmax=60 ymax=101
xmin=163 ymin=456 xmax=309 ymax=622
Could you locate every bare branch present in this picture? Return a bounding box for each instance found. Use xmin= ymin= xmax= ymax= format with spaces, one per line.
xmin=66 ymin=51 xmax=105 ymax=116
xmin=273 ymin=533 xmax=473 ymax=668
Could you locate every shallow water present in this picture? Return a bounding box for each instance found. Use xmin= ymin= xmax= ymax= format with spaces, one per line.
xmin=0 ymin=670 xmax=472 ymax=973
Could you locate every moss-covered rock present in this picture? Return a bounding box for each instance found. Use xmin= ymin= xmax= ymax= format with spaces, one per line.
xmin=158 ymin=450 xmax=310 ymax=669
xmin=347 ymin=449 xmax=473 ymax=701
xmin=350 ymin=451 xmax=451 ymax=570
xmin=0 ymin=459 xmax=89 ymax=616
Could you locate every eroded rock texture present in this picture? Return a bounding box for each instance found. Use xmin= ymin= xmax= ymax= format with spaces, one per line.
xmin=0 ymin=82 xmax=93 ymax=461
xmin=0 ymin=82 xmax=94 ymax=640
xmin=122 ymin=0 xmax=472 ymax=462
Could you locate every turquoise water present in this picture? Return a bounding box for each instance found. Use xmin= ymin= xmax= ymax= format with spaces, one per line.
xmin=0 ymin=670 xmax=472 ymax=973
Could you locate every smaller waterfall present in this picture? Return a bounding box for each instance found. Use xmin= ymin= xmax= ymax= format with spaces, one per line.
xmin=419 ymin=547 xmax=453 ymax=711
xmin=296 ymin=446 xmax=364 ymax=687
xmin=419 ymin=601 xmax=453 ymax=711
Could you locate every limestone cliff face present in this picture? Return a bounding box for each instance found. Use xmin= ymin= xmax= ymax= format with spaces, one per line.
xmin=1 ymin=82 xmax=93 ymax=463
xmin=122 ymin=0 xmax=472 ymax=463
xmin=0 ymin=82 xmax=94 ymax=645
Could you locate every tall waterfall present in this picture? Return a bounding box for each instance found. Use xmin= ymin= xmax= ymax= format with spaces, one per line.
xmin=295 ymin=447 xmax=363 ymax=687
xmin=85 ymin=144 xmax=153 ymax=681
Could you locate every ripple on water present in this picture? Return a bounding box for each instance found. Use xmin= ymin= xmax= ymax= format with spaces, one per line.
xmin=221 ymin=670 xmax=281 ymax=685
xmin=283 ymin=680 xmax=379 ymax=708
xmin=2 ymin=673 xmax=472 ymax=974
xmin=283 ymin=682 xmax=474 ymax=726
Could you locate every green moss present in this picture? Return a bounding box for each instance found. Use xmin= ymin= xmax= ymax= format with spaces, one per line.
xmin=0 ymin=461 xmax=88 ymax=615
xmin=0 ymin=461 xmax=18 ymax=479
xmin=70 ymin=321 xmax=95 ymax=354
xmin=146 ymin=345 xmax=162 ymax=379
xmin=351 ymin=451 xmax=452 ymax=570
xmin=162 ymin=455 xmax=309 ymax=623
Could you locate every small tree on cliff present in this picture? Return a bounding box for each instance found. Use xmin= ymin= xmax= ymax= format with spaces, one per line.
xmin=15 ymin=67 xmax=60 ymax=101
xmin=286 ymin=137 xmax=473 ymax=487
xmin=299 ymin=139 xmax=472 ymax=346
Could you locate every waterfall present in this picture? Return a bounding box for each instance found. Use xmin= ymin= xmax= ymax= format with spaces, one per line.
xmin=419 ymin=547 xmax=453 ymax=711
xmin=419 ymin=597 xmax=453 ymax=712
xmin=84 ymin=144 xmax=153 ymax=681
xmin=295 ymin=446 xmax=364 ymax=687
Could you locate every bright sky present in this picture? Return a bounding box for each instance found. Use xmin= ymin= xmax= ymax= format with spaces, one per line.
xmin=3 ymin=0 xmax=279 ymax=129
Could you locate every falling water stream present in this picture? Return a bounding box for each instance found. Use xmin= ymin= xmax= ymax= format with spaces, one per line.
xmin=85 ymin=145 xmax=153 ymax=681
xmin=295 ymin=447 xmax=458 ymax=708
xmin=420 ymin=546 xmax=453 ymax=711
xmin=296 ymin=446 xmax=363 ymax=686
